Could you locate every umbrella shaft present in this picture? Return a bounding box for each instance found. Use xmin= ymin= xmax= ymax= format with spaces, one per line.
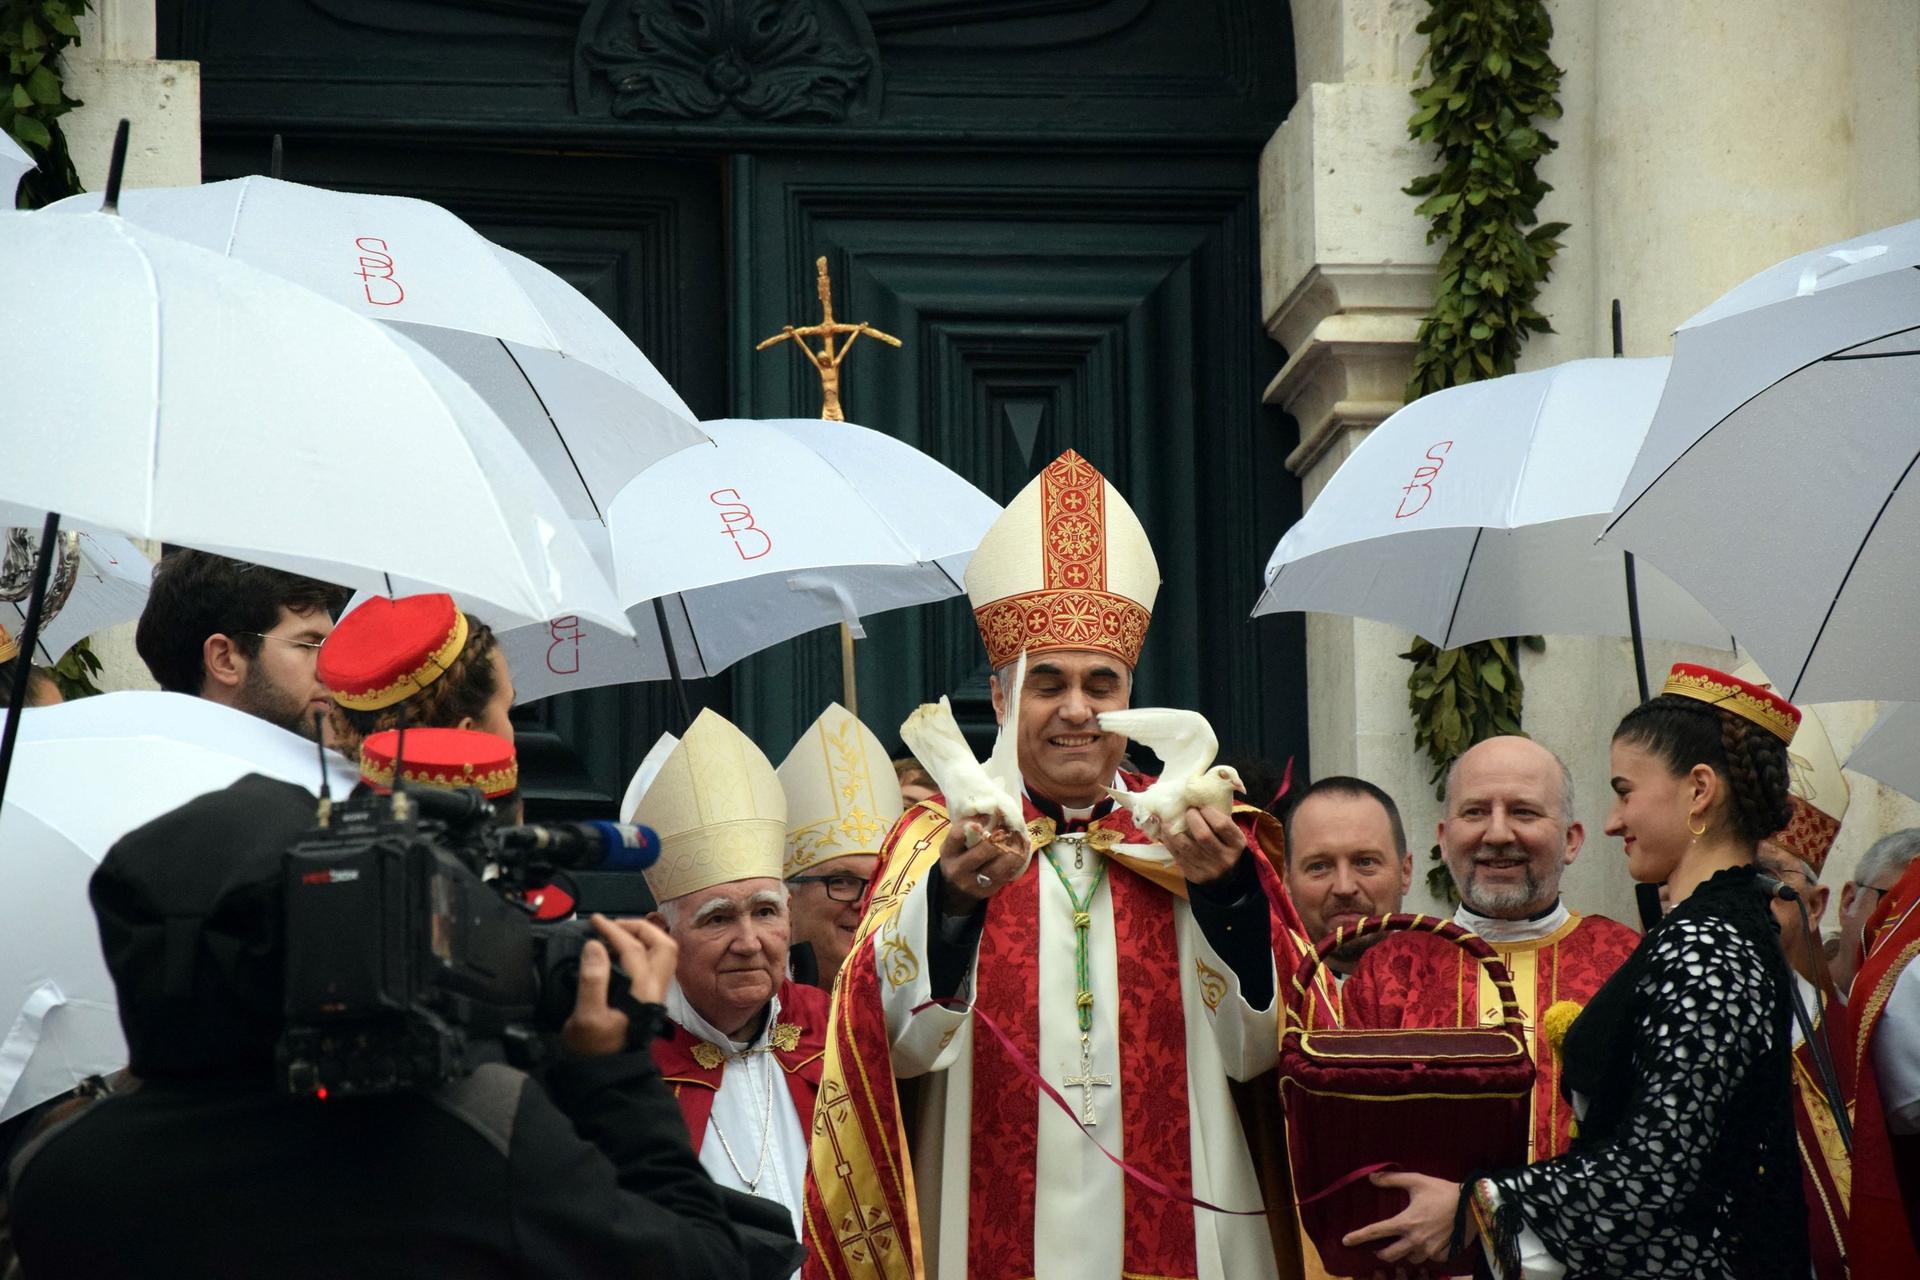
xmin=0 ymin=512 xmax=63 ymax=815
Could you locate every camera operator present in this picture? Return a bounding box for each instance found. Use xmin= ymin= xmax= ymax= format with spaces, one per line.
xmin=4 ymin=770 xmax=800 ymax=1280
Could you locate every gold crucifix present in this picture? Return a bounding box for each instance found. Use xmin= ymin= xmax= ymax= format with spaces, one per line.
xmin=755 ymin=256 xmax=902 ymax=422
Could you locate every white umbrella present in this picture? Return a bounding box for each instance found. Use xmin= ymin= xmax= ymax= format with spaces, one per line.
xmin=1843 ymin=702 xmax=1920 ymax=803
xmin=0 ymin=210 xmax=629 ymax=634
xmin=493 ymin=418 xmax=1002 ymax=703
xmin=47 ymin=178 xmax=709 ymax=524
xmin=0 ymin=692 xmax=357 ymax=1121
xmin=1 ymin=131 xmax=31 ymax=204
xmin=1603 ymin=218 xmax=1920 ymax=701
xmin=1253 ymin=358 xmax=1730 ymax=649
xmin=2 ymin=526 xmax=153 ymax=664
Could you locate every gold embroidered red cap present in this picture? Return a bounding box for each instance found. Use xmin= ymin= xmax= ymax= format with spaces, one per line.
xmin=963 ymin=449 xmax=1160 ymax=670
xmin=1660 ymin=662 xmax=1801 ymax=744
xmin=358 ymin=726 xmax=518 ymax=799
xmin=319 ymin=593 xmax=470 ymax=712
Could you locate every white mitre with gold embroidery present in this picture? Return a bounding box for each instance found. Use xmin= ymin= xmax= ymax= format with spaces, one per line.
xmin=965 ymin=449 xmax=1160 ymax=670
xmin=777 ymin=702 xmax=903 ymax=879
xmin=637 ymin=709 xmax=787 ymax=904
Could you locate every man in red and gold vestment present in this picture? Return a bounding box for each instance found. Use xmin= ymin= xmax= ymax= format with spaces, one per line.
xmin=802 ymin=450 xmax=1333 ymax=1280
xmin=1341 ymin=736 xmax=1638 ymax=1166
xmin=636 ymin=709 xmax=830 ymax=1243
xmin=1846 ymin=847 xmax=1920 ymax=1277
xmin=1752 ymin=684 xmax=1854 ymax=1280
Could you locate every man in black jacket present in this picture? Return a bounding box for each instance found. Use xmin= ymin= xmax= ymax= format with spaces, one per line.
xmin=5 ymin=774 xmax=802 ymax=1279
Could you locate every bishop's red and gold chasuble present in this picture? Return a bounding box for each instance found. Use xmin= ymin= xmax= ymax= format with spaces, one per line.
xmin=1338 ymin=912 xmax=1639 ymax=1162
xmin=1789 ymin=989 xmax=1853 ymax=1280
xmin=801 ymin=787 xmax=1338 ymax=1280
xmin=1846 ymin=855 xmax=1920 ymax=1279
xmin=652 ymin=978 xmax=830 ymax=1152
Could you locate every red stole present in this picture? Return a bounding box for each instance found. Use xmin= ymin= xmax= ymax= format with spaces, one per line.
xmin=650 ymin=978 xmax=829 ymax=1150
xmin=1790 ymin=993 xmax=1854 ymax=1280
xmin=1846 ymin=857 xmax=1920 ymax=1278
xmin=1338 ymin=912 xmax=1639 ymax=1160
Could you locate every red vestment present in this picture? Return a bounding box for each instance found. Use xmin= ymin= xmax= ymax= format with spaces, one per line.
xmin=801 ymin=780 xmax=1338 ymax=1280
xmin=651 ymin=978 xmax=829 ymax=1151
xmin=1339 ymin=910 xmax=1639 ymax=1161
xmin=1846 ymin=855 xmax=1920 ymax=1278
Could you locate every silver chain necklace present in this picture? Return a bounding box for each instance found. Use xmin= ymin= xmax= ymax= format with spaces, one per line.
xmin=706 ymin=1041 xmax=778 ymax=1193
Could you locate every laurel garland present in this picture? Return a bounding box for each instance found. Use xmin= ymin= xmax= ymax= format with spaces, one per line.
xmin=3 ymin=0 xmax=88 ymax=208
xmin=1402 ymin=0 xmax=1566 ymax=898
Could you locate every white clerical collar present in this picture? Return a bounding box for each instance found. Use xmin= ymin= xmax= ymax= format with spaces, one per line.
xmin=1028 ymin=774 xmax=1128 ymax=824
xmin=1452 ymin=898 xmax=1570 ymax=944
xmin=666 ymin=979 xmax=781 ymax=1055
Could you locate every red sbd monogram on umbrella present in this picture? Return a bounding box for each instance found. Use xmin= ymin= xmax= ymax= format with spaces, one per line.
xmin=710 ymin=488 xmax=772 ymax=560
xmin=354 ymin=237 xmax=405 ymax=306
xmin=1395 ymin=440 xmax=1453 ymax=519
xmin=545 ymin=615 xmax=583 ymax=675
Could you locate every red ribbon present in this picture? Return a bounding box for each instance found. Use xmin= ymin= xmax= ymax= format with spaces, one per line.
xmin=1295 ymin=1161 xmax=1398 ymax=1207
xmin=911 ymin=999 xmax=1265 ymax=1217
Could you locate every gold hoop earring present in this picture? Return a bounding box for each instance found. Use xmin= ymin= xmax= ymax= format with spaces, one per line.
xmin=1687 ymin=816 xmax=1708 ymax=838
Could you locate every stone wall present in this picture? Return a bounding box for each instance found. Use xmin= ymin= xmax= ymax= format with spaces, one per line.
xmin=1266 ymin=0 xmax=1920 ymax=920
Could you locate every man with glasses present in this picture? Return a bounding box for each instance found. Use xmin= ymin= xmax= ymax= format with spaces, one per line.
xmin=134 ymin=549 xmax=344 ymax=741
xmin=1834 ymin=828 xmax=1920 ymax=993
xmin=778 ymin=704 xmax=903 ymax=988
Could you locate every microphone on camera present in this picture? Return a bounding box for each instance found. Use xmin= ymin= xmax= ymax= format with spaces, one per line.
xmin=1755 ymin=871 xmax=1800 ymax=903
xmin=497 ymin=821 xmax=661 ymax=872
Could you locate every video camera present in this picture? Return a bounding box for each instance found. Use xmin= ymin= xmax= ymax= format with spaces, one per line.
xmin=276 ymin=781 xmax=658 ymax=1099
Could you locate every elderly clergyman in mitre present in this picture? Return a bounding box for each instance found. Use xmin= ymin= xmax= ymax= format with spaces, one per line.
xmin=637 ymin=709 xmax=831 ymax=1239
xmin=778 ymin=702 xmax=903 ymax=989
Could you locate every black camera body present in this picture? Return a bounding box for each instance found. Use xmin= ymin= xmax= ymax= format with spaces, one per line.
xmin=277 ymin=787 xmax=651 ymax=1098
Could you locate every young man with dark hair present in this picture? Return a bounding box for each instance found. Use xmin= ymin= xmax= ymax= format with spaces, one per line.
xmin=133 ymin=550 xmax=345 ymax=740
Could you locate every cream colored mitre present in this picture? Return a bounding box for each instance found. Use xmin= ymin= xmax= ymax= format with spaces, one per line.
xmin=637 ymin=709 xmax=787 ymax=904
xmin=964 ymin=449 xmax=1160 ymax=671
xmin=777 ymin=702 xmax=904 ymax=879
xmin=1736 ymin=660 xmax=1850 ymax=874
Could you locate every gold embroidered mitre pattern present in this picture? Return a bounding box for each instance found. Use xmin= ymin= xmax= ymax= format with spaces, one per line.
xmin=638 ymin=709 xmax=787 ymax=905
xmin=777 ymin=702 xmax=903 ymax=878
xmin=964 ymin=449 xmax=1160 ymax=669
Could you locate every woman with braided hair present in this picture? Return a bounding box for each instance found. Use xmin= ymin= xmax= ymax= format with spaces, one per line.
xmin=1343 ymin=663 xmax=1810 ymax=1278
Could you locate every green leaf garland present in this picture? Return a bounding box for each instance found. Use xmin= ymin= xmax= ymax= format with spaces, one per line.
xmin=4 ymin=0 xmax=90 ymax=208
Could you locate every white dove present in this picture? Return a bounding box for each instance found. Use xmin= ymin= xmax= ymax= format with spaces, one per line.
xmin=1096 ymin=707 xmax=1244 ymax=837
xmin=899 ymin=649 xmax=1029 ymax=855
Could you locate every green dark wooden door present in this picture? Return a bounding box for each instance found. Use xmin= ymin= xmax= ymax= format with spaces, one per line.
xmin=168 ymin=0 xmax=1309 ymax=810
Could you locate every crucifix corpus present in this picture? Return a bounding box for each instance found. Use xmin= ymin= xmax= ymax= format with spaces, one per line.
xmin=755 ymin=257 xmax=903 ymax=713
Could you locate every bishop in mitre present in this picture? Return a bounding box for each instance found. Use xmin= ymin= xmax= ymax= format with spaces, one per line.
xmin=779 ymin=703 xmax=903 ymax=989
xmin=803 ymin=450 xmax=1331 ymax=1280
xmin=637 ymin=709 xmax=832 ymax=1243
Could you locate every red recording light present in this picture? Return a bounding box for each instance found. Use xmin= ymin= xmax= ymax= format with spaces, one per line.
xmin=315 ymin=1087 xmax=329 ymax=1101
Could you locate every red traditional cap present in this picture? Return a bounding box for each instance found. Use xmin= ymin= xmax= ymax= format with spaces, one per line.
xmin=319 ymin=593 xmax=470 ymax=712
xmin=359 ymin=726 xmax=518 ymax=799
xmin=1660 ymin=662 xmax=1801 ymax=744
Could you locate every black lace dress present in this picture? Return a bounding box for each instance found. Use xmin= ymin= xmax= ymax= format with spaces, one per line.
xmin=1478 ymin=864 xmax=1809 ymax=1278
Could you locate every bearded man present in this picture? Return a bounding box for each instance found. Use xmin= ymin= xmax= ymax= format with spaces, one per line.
xmin=1341 ymin=736 xmax=1638 ymax=1164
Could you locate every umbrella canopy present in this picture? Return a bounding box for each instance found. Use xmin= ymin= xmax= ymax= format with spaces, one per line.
xmin=0 ymin=210 xmax=629 ymax=634
xmin=1253 ymin=358 xmax=1730 ymax=649
xmin=1843 ymin=701 xmax=1920 ymax=804
xmin=2 ymin=526 xmax=153 ymax=664
xmin=1604 ymin=219 xmax=1920 ymax=701
xmin=47 ymin=178 xmax=708 ymax=524
xmin=1 ymin=131 xmax=31 ymax=204
xmin=0 ymin=692 xmax=357 ymax=1121
xmin=493 ymin=418 xmax=1001 ymax=702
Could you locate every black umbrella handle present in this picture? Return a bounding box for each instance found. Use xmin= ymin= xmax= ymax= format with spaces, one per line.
xmin=0 ymin=511 xmax=63 ymax=815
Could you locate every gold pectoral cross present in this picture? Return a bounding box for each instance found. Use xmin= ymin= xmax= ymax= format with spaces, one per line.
xmin=1063 ymin=1034 xmax=1112 ymax=1127
xmin=754 ymin=256 xmax=902 ymax=422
